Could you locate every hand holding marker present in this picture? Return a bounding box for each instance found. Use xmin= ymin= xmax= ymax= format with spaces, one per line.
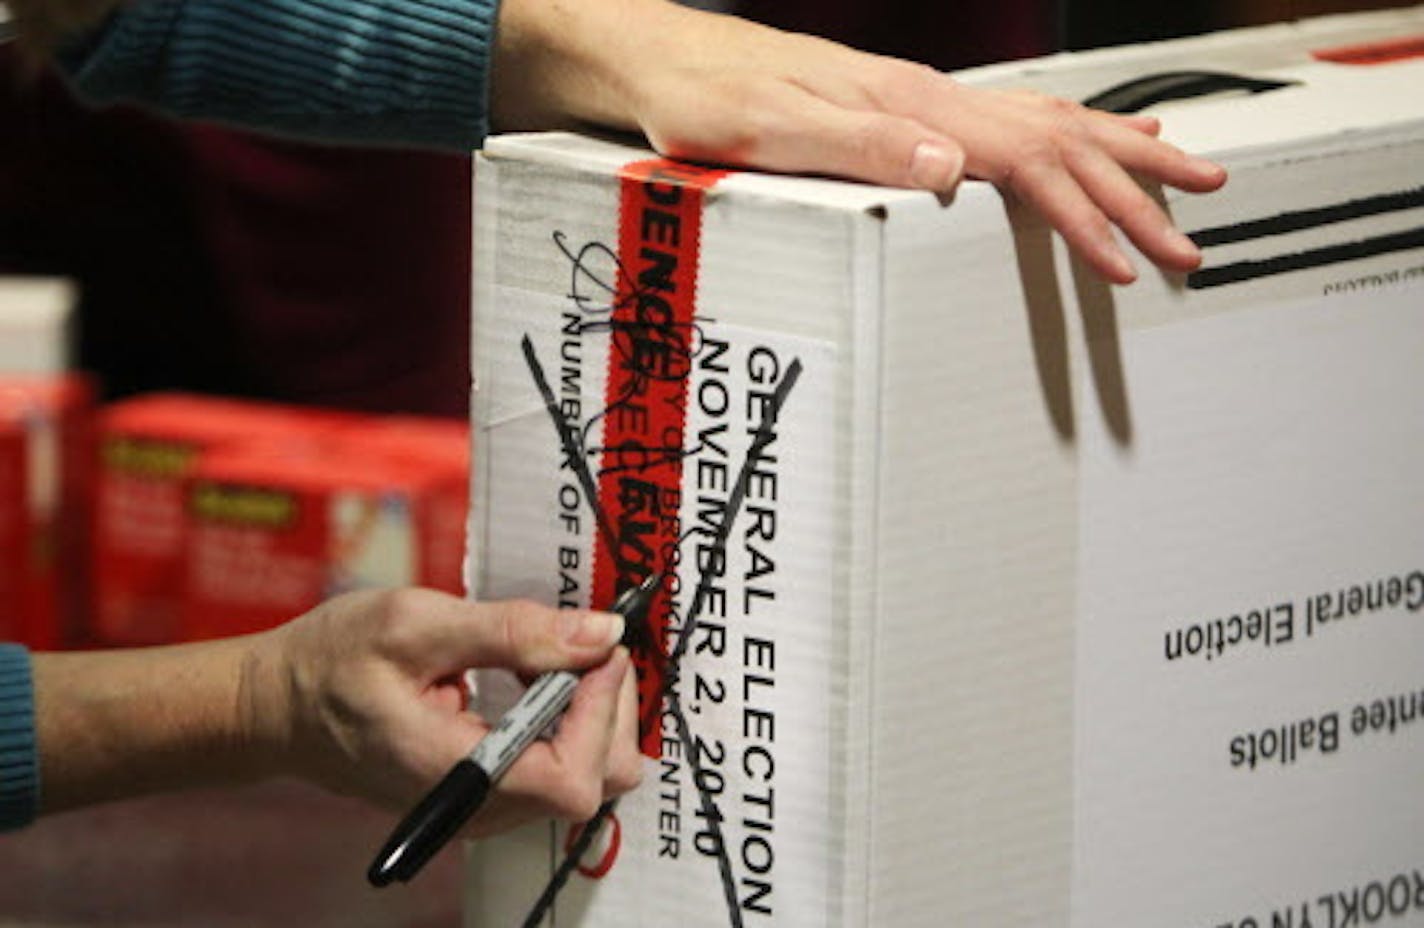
xmin=367 ymin=573 xmax=661 ymax=886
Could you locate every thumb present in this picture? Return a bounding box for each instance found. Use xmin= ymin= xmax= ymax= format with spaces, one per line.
xmin=385 ymin=592 xmax=625 ymax=677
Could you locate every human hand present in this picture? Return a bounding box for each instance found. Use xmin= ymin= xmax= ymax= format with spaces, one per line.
xmin=491 ymin=0 xmax=1227 ymax=284
xmin=242 ymin=588 xmax=642 ymax=837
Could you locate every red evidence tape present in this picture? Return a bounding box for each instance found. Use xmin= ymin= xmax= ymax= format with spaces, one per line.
xmin=590 ymin=159 xmax=728 ymax=758
xmin=563 ymin=812 xmax=623 ymax=880
xmin=1311 ymin=35 xmax=1424 ymax=65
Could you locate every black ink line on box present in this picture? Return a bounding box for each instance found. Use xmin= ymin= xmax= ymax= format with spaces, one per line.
xmin=519 ymin=331 xmax=804 ymax=928
xmin=1188 ymin=186 xmax=1424 ymax=247
xmin=1188 ymin=225 xmax=1424 ymax=289
xmin=522 ymin=334 xmax=624 ymax=560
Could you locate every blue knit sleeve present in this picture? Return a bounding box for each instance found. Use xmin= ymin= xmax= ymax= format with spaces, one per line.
xmin=0 ymin=644 xmax=39 ymax=832
xmin=59 ymin=0 xmax=501 ymax=150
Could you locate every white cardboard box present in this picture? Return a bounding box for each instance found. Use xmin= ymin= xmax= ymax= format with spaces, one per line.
xmin=467 ymin=11 xmax=1424 ymax=926
xmin=958 ymin=4 xmax=1424 ymax=96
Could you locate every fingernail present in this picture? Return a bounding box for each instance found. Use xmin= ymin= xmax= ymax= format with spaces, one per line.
xmin=910 ymin=142 xmax=962 ymax=191
xmin=561 ymin=610 xmax=625 ymax=648
xmin=1166 ymin=226 xmax=1201 ymax=261
xmin=1106 ymin=247 xmax=1137 ymax=283
xmin=1190 ymin=155 xmax=1226 ymax=179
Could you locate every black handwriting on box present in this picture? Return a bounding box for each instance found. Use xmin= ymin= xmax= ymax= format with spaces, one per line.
xmin=518 ymin=331 xmax=802 ymax=928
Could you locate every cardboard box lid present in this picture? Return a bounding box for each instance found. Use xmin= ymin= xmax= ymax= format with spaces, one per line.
xmin=488 ymin=43 xmax=1424 ymax=223
xmin=488 ymin=5 xmax=1424 ymax=214
xmin=99 ymin=393 xmax=354 ymax=444
xmin=483 ymin=132 xmax=927 ymax=214
xmin=193 ymin=438 xmax=458 ymax=493
xmin=1140 ymin=56 xmax=1424 ymax=156
xmin=354 ymin=415 xmax=470 ymax=474
xmin=0 ymin=374 xmax=92 ymax=421
xmin=957 ymin=3 xmax=1424 ymax=96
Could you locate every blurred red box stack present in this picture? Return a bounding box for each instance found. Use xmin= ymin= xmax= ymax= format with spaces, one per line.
xmin=92 ymin=394 xmax=353 ymax=646
xmin=180 ymin=417 xmax=469 ymax=640
xmin=0 ymin=375 xmax=94 ymax=650
xmin=354 ymin=415 xmax=471 ymax=595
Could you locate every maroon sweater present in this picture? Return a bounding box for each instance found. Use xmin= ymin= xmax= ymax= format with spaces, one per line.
xmin=0 ymin=55 xmax=472 ymax=417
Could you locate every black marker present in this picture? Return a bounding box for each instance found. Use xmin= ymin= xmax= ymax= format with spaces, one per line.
xmin=367 ymin=573 xmax=661 ymax=887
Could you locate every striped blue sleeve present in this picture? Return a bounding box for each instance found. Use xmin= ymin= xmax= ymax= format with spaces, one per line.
xmin=0 ymin=644 xmax=38 ymax=832
xmin=59 ymin=0 xmax=500 ymax=150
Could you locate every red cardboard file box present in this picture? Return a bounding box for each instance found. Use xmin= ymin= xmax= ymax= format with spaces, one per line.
xmin=0 ymin=375 xmax=93 ymax=650
xmin=92 ymin=394 xmax=350 ymax=646
xmin=353 ymin=415 xmax=471 ymax=595
xmin=181 ymin=423 xmax=468 ymax=640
